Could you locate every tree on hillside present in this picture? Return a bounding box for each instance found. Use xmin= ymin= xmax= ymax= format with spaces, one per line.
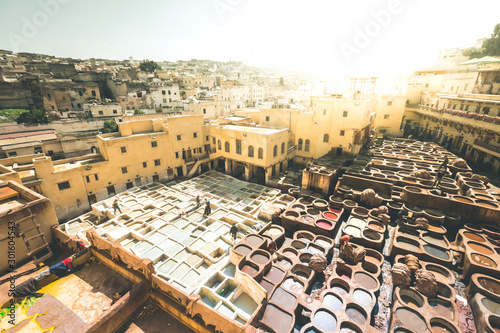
xmin=134 ymin=108 xmax=145 ymax=115
xmin=463 ymin=23 xmax=500 ymax=58
xmin=0 ymin=109 xmax=30 ymax=123
xmin=100 ymin=120 xmax=118 ymax=133
xmin=15 ymin=109 xmax=50 ymax=124
xmin=155 ymin=107 xmax=164 ymax=113
xmin=139 ymin=60 xmax=161 ymax=73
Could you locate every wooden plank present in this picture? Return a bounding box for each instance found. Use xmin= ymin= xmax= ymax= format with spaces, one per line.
xmin=26 ymin=233 xmax=44 ymax=242
xmin=27 ymin=243 xmax=50 ymax=256
xmin=0 ymin=187 xmax=19 ymax=201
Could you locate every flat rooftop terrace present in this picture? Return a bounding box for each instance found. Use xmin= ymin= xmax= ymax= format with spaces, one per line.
xmin=220 ymin=125 xmax=286 ymax=135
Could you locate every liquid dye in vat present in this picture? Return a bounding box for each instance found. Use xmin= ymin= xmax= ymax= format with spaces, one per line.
xmin=422 ymin=235 xmax=447 ymax=248
xmin=316 ymin=221 xmax=332 ymax=229
xmin=424 ymin=245 xmax=450 ymax=260
xmin=314 ymin=310 xmax=337 ymax=332
xmin=233 ymin=293 xmax=258 ymax=316
xmin=468 ymin=242 xmax=494 ymax=255
xmin=323 ymin=293 xmax=343 ymax=311
xmin=482 ymin=298 xmax=500 ymax=315
xmin=479 ymin=277 xmax=500 ymax=295
xmin=270 ymin=287 xmax=296 ymax=311
xmin=344 ymin=226 xmax=361 ymax=238
xmin=353 ymin=272 xmax=377 ymax=290
xmin=428 ymin=300 xmax=453 ymax=320
xmin=346 ymin=307 xmax=366 ymax=324
xmin=398 ymin=239 xmax=420 ymax=252
xmin=331 ymin=285 xmax=349 ymax=295
xmin=394 ymin=308 xmax=427 ymax=332
xmin=251 ymin=253 xmax=269 ymax=264
xmin=241 ymin=264 xmax=258 ymax=276
xmin=223 ymin=264 xmax=236 ymax=277
xmin=266 ymin=267 xmax=285 ymax=283
xmin=260 ymin=280 xmax=275 ymax=295
xmin=401 ymin=294 xmax=420 ymax=308
xmin=217 ymin=283 xmax=235 ymax=298
xmin=353 ymin=289 xmax=372 ymax=307
xmin=283 ymin=278 xmax=304 ymax=294
xmin=201 ymin=295 xmax=217 ymax=308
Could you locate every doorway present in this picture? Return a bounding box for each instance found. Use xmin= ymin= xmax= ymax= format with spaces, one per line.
xmin=336 ymin=148 xmax=343 ymax=156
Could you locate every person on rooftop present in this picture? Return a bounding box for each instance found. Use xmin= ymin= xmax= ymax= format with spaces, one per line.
xmin=113 ymin=198 xmax=122 ymax=215
xmin=230 ymin=223 xmax=238 ymax=244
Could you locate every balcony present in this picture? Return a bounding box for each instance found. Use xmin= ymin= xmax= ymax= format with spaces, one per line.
xmin=415 ymin=105 xmax=500 ymax=132
xmin=474 ymin=139 xmax=500 ymax=156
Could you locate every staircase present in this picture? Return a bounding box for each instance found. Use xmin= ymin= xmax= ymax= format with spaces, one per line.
xmin=15 ymin=208 xmax=52 ymax=266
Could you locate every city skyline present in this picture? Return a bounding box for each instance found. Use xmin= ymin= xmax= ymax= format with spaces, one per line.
xmin=0 ymin=0 xmax=499 ymax=77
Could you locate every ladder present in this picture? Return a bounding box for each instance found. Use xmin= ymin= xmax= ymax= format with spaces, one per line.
xmin=14 ymin=208 xmax=53 ymax=266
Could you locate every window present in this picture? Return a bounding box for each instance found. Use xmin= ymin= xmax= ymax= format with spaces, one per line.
xmin=107 ymin=185 xmax=115 ymax=196
xmin=121 ymin=167 xmax=128 ymax=174
xmin=86 ymin=175 xmax=90 ymax=183
xmin=340 ymin=130 xmax=345 ymax=136
xmin=281 ymin=142 xmax=285 ymax=154
xmin=203 ymin=108 xmax=206 ymax=114
xmin=98 ymin=111 xmax=104 ymax=115
xmin=236 ymin=139 xmax=242 ymax=154
xmin=143 ymin=162 xmax=147 ymax=168
xmin=218 ymin=140 xmax=222 ymax=150
xmin=47 ymin=93 xmax=51 ymax=99
xmin=465 ymin=105 xmax=470 ymax=111
xmin=162 ymin=90 xmax=166 ymax=95
xmin=78 ymin=91 xmax=83 ymax=97
xmin=273 ymin=145 xmax=278 ymax=157
xmin=126 ymin=182 xmax=133 ymax=189
xmin=248 ymin=145 xmax=254 ymax=157
xmin=91 ymin=90 xmax=96 ymax=97
xmin=384 ymin=114 xmax=390 ymax=119
xmin=305 ymin=140 xmax=310 ymax=152
xmin=212 ymin=137 xmax=216 ymax=144
xmin=8 ymin=152 xmax=17 ymax=157
xmin=387 ymin=101 xmax=392 ymax=106
xmin=258 ymin=148 xmax=263 ymax=159
xmin=225 ymin=141 xmax=230 ymax=152
xmin=58 ymin=181 xmax=70 ymax=190
xmin=153 ymin=175 xmax=159 ymax=182
xmin=193 ymin=132 xmax=197 ymax=138
xmin=323 ymin=134 xmax=329 ymax=143
xmin=113 ymin=109 xmax=117 ymax=114
xmin=168 ymin=90 xmax=171 ymax=95
xmin=175 ymin=152 xmax=179 ymax=158
xmin=177 ymin=135 xmax=181 ymax=141
xmin=206 ymin=136 xmax=209 ymax=141
xmin=34 ymin=146 xmax=43 ymax=154
xmin=298 ymin=139 xmax=303 ymax=151
xmin=323 ymin=109 xmax=326 ymax=115
xmin=155 ymin=159 xmax=161 ymax=166
xmin=266 ymin=116 xmax=270 ymax=122
xmin=343 ymin=111 xmax=348 ymax=117
xmin=94 ymin=174 xmax=99 ymax=181
xmin=483 ymin=107 xmax=490 ymax=115
xmin=121 ymin=146 xmax=127 ymax=153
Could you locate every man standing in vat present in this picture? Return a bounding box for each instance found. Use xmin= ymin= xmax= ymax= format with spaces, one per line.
xmin=268 ymin=239 xmax=277 ymax=254
xmin=230 ymin=223 xmax=238 ymax=244
xmin=203 ymin=199 xmax=211 ymax=216
xmin=113 ymin=198 xmax=122 ymax=215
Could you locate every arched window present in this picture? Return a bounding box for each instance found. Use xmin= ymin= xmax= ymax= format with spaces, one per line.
xmin=248 ymin=145 xmax=254 ymax=158
xmin=305 ymin=139 xmax=310 ymax=152
xmin=281 ymin=142 xmax=285 ymax=154
xmin=273 ymin=145 xmax=278 ymax=157
xmin=323 ymin=134 xmax=329 ymax=143
xmin=225 ymin=141 xmax=230 ymax=153
xmin=258 ymin=148 xmax=263 ymax=159
xmin=217 ymin=140 xmax=221 ymax=151
xmin=298 ymin=139 xmax=303 ymax=151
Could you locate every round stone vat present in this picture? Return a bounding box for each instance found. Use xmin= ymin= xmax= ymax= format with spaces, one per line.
xmin=466 ymin=241 xmax=494 ymax=255
xmin=306 ymin=207 xmax=321 ymax=216
xmin=365 ymin=249 xmax=383 ymax=266
xmin=428 ymin=298 xmax=455 ymax=321
xmin=315 ymin=219 xmax=334 ymax=230
xmin=394 ymin=307 xmax=427 ymax=333
xmin=294 ymin=230 xmax=315 ymax=241
xmin=282 ymin=247 xmax=298 ymax=259
xmin=429 ymin=318 xmax=459 ymax=333
xmin=353 ymin=288 xmax=373 ymax=307
xmin=301 ymin=215 xmax=316 ymax=224
xmin=329 ymin=195 xmax=344 ymax=208
xmin=425 ymin=264 xmax=453 ymax=285
xmin=322 ymin=211 xmax=339 ymax=221
xmin=323 ymin=292 xmax=343 ymax=311
xmin=291 ymin=239 xmax=307 ymax=250
xmin=312 ymin=199 xmax=328 ymax=210
xmin=244 ymin=234 xmax=265 ymax=248
xmin=284 ymin=210 xmax=300 ymax=219
xmin=346 ymin=304 xmax=367 ymax=325
xmin=367 ymin=220 xmax=385 ymax=232
xmin=453 ymin=195 xmax=474 ymax=204
xmin=299 ymin=253 xmax=312 ymax=264
xmin=330 ymin=278 xmax=350 ymax=295
xmin=463 ymin=231 xmax=486 ymax=242
xmin=249 ymin=249 xmax=271 ymax=265
xmin=363 ymin=229 xmax=383 ymax=242
xmin=471 ymin=253 xmax=497 ymax=268
xmin=352 ymin=207 xmax=369 ymax=218
xmin=312 ymin=309 xmax=337 ymax=332
xmin=297 ymin=197 xmax=313 ymax=206
xmin=396 ymin=236 xmax=421 ymax=252
xmin=353 ymin=271 xmax=378 ymax=290
xmin=233 ymin=244 xmax=252 ymax=256
xmin=475 ymin=199 xmax=500 ymax=209
xmin=282 ymin=277 xmax=305 ymax=294
xmin=397 ymin=287 xmax=425 ymax=308
xmin=291 ymin=203 xmax=307 ymax=212
xmin=342 ymin=199 xmax=358 ymax=210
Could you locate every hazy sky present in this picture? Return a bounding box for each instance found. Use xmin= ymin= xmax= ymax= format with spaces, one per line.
xmin=0 ymin=0 xmax=498 ymax=76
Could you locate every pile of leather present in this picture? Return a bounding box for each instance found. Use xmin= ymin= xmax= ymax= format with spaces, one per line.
xmin=410 ymin=169 xmax=432 ymax=179
xmin=308 ymin=253 xmax=328 ymax=273
xmin=391 ymin=263 xmax=411 ymax=287
xmin=342 ymin=243 xmax=366 ymax=265
xmin=404 ymin=254 xmax=421 ymax=274
xmin=414 ymin=217 xmax=429 ymax=230
xmin=360 ymin=188 xmax=383 ymax=207
xmin=471 ymin=173 xmax=489 ymax=185
xmin=415 ymin=269 xmax=437 ymax=298
xmin=450 ymin=158 xmax=468 ymax=168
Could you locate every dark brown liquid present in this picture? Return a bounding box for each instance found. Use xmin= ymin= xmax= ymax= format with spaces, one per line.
xmin=241 ymin=264 xmax=258 ymax=276
xmin=251 ymin=253 xmax=269 ymax=264
xmin=354 ymin=272 xmax=377 ymax=290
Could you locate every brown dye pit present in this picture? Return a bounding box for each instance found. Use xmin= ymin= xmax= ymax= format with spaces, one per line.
xmin=368 ymin=222 xmax=384 ymax=231
xmin=478 ymin=277 xmax=500 ymax=295
xmin=464 ymin=232 xmax=485 ymax=242
xmin=472 ymin=254 xmax=497 ymax=267
xmin=266 ymin=266 xmax=285 ymax=283
xmin=454 ymin=196 xmax=474 ymax=203
xmin=353 ymin=272 xmax=377 ymax=290
xmin=245 ymin=235 xmax=263 ymax=246
xmin=427 ymin=267 xmax=450 ymax=285
xmin=251 ymin=253 xmax=270 ymax=264
xmin=481 ymin=298 xmax=500 ymax=315
xmin=241 ymin=264 xmax=258 ymax=276
xmin=270 ymin=287 xmax=297 ymax=311
xmin=331 ymin=284 xmax=349 ymax=295
xmin=283 ymin=250 xmax=297 ymax=259
xmin=401 ymin=295 xmax=420 ymax=308
xmin=365 ymin=254 xmax=381 ymax=266
xmin=395 ymin=308 xmax=428 ymax=332
xmin=346 ymin=306 xmax=366 ymax=325
xmin=428 ymin=224 xmax=445 ymax=233
xmin=234 ymin=244 xmax=252 ymax=255
xmin=423 ymin=245 xmax=450 ymax=260
xmin=430 ymin=322 xmax=455 ymax=333
xmin=428 ymin=299 xmax=454 ymax=320
xmin=261 ymin=304 xmax=294 ymax=333
xmin=467 ymin=242 xmax=494 ymax=255
xmin=260 ymin=279 xmax=275 ymax=295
